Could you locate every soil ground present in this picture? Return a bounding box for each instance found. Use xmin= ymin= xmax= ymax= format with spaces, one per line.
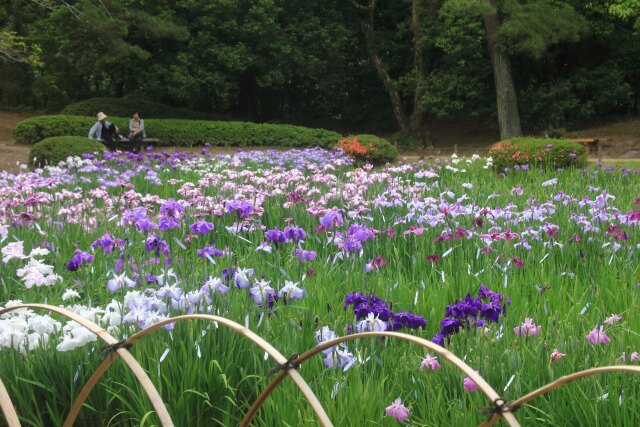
xmin=1 ymin=111 xmax=639 ymax=174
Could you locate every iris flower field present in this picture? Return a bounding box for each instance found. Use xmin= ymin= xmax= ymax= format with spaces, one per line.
xmin=1 ymin=148 xmax=639 ymax=426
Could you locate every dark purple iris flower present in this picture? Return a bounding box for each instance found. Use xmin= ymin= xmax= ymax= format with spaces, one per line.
xmin=392 ymin=312 xmax=427 ymax=330
xmin=65 ymin=249 xmax=94 ymax=271
xmin=433 ymin=285 xmax=509 ymax=346
xmin=220 ymin=268 xmax=236 ymax=283
xmin=343 ymin=293 xmax=424 ymax=330
xmin=145 ymin=234 xmax=170 ymax=255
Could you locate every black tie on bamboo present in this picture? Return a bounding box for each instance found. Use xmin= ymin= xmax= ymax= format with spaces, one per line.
xmin=480 ymin=398 xmax=513 ymax=418
xmin=267 ymin=353 xmax=300 ymax=376
xmin=100 ymin=340 xmax=133 ymax=359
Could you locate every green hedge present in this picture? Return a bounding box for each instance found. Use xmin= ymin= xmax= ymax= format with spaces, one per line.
xmin=488 ymin=137 xmax=588 ymax=171
xmin=29 ymin=137 xmax=106 ymax=167
xmin=61 ymin=97 xmax=224 ymax=120
xmin=13 ymin=115 xmax=343 ymax=147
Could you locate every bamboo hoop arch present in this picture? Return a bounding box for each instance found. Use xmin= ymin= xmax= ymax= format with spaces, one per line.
xmin=63 ymin=314 xmax=331 ymax=427
xmin=479 ymin=365 xmax=640 ymax=426
xmin=0 ymin=377 xmax=20 ymax=427
xmin=2 ymin=305 xmax=639 ymax=427
xmin=240 ymin=331 xmax=520 ymax=427
xmin=0 ymin=304 xmax=174 ymax=427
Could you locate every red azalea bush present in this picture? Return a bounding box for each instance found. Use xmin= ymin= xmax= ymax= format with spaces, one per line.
xmin=337 ymin=134 xmax=398 ymax=165
xmin=488 ymin=137 xmax=587 ymax=172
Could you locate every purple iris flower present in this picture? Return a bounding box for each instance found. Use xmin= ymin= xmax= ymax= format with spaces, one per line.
xmin=91 ymin=232 xmax=118 ymax=254
xmin=159 ymin=199 xmax=184 ymax=218
xmin=115 ymin=253 xmax=124 ymax=273
xmin=135 ymin=218 xmax=157 ymax=231
xmin=433 ymin=285 xmax=510 ymax=346
xmin=344 ymin=293 xmax=393 ymax=321
xmin=284 ymin=226 xmax=306 ymax=242
xmin=201 ymin=277 xmax=230 ymax=296
xmin=319 ymin=210 xmax=343 ymax=230
xmin=248 ymin=280 xmax=277 ymax=306
xmin=347 ymin=224 xmax=375 ymax=242
xmin=197 ymin=246 xmax=224 ymax=258
xmin=342 ymin=237 xmax=363 ymax=253
xmin=158 ymin=216 xmax=181 ymax=231
xmin=225 ymin=200 xmax=254 ymax=219
xmin=220 ymin=268 xmax=236 ymax=283
xmin=294 ymin=249 xmax=317 ymax=263
xmin=265 ymin=228 xmax=287 ymax=244
xmin=65 ymin=249 xmax=94 ymax=271
xmin=189 ymin=220 xmax=215 ymax=235
xmin=392 ymin=312 xmax=427 ymax=330
xmin=145 ymin=234 xmax=170 ymax=255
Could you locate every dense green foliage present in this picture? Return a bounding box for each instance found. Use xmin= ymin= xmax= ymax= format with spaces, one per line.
xmin=61 ymin=97 xmax=226 ymax=120
xmin=488 ymin=137 xmax=588 ymax=171
xmin=1 ymin=0 xmax=639 ymax=136
xmin=14 ymin=115 xmax=343 ymax=147
xmin=29 ymin=136 xmax=105 ymax=167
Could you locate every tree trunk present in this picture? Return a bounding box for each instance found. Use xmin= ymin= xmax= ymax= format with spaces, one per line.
xmin=483 ymin=1 xmax=522 ymax=140
xmin=361 ymin=0 xmax=411 ymax=134
xmin=410 ymin=0 xmax=430 ymax=146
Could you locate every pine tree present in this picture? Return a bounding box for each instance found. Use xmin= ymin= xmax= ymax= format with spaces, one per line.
xmin=441 ymin=0 xmax=586 ymax=139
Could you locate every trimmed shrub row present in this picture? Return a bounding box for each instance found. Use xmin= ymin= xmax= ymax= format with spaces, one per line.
xmin=13 ymin=115 xmax=344 ymax=148
xmin=61 ymin=97 xmax=225 ymax=121
xmin=488 ymin=137 xmax=587 ymax=171
xmin=29 ymin=136 xmax=106 ymax=167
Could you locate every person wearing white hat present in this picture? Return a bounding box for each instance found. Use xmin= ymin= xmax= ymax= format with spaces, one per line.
xmin=88 ymin=112 xmax=120 ymax=151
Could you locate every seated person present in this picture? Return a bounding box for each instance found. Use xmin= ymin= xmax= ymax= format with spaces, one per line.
xmin=128 ymin=111 xmax=146 ymax=153
xmin=88 ymin=112 xmax=120 ymax=151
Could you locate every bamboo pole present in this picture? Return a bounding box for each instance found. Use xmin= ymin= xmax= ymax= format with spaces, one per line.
xmin=0 ymin=377 xmax=21 ymax=427
xmin=63 ymin=314 xmax=331 ymax=427
xmin=242 ymin=331 xmax=520 ymax=427
xmin=479 ymin=365 xmax=640 ymax=427
xmin=0 ymin=304 xmax=174 ymax=427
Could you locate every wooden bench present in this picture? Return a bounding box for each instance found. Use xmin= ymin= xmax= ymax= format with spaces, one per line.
xmin=115 ymin=137 xmax=159 ymax=151
xmin=566 ymin=138 xmax=611 ymax=157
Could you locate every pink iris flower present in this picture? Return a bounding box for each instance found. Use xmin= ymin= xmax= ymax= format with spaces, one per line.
xmin=550 ymin=349 xmax=567 ymax=363
xmin=603 ymin=314 xmax=622 ymax=324
xmin=585 ymin=325 xmax=611 ymax=345
xmin=403 ymin=226 xmax=424 ymax=237
xmin=419 ymin=355 xmax=441 ymax=372
xmin=514 ymin=318 xmax=541 ymax=337
xmin=463 ymin=376 xmax=479 ymax=392
xmin=385 ymin=397 xmax=410 ymax=422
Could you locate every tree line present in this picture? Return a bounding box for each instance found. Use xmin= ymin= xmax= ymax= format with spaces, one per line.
xmin=1 ymin=0 xmax=639 ymax=144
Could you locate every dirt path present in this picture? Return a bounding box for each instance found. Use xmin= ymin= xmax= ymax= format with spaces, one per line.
xmin=1 ymin=111 xmax=638 ymax=174
xmin=0 ymin=111 xmax=37 ymax=173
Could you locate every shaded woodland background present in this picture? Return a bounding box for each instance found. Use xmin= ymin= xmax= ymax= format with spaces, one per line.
xmin=1 ymin=0 xmax=639 ymax=145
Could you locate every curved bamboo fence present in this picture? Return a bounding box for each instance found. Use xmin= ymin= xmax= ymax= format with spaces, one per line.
xmin=1 ymin=304 xmax=638 ymax=426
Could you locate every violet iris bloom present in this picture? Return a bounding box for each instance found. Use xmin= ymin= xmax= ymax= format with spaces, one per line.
xmin=65 ymin=249 xmax=94 ymax=271
xmin=265 ymin=228 xmax=287 ymax=244
xmin=189 ymin=220 xmax=215 ymax=235
xmin=225 ymin=200 xmax=254 ymax=219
